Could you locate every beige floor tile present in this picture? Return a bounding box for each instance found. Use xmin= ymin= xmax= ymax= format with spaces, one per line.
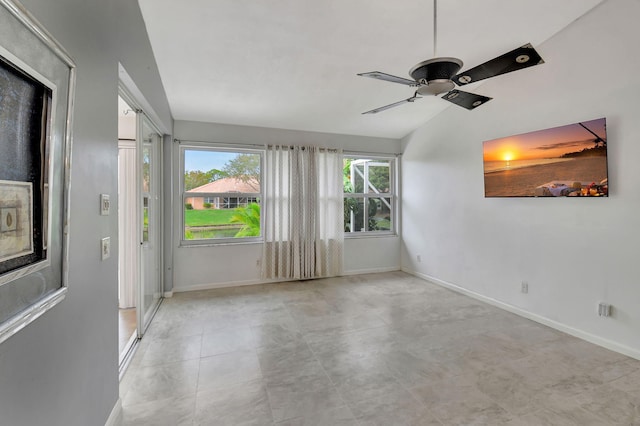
xmin=194 ymin=379 xmax=273 ymax=426
xmin=197 ymin=350 xmax=262 ymax=392
xmin=120 ymin=272 xmax=640 ymax=425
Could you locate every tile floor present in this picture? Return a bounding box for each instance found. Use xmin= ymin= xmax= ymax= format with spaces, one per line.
xmin=119 ymin=272 xmax=640 ymax=425
xmin=119 ymin=308 xmax=137 ymax=356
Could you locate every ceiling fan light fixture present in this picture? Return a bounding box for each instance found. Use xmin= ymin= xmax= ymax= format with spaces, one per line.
xmin=417 ymin=79 xmax=456 ymax=96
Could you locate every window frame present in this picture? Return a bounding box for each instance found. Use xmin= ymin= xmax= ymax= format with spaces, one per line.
xmin=180 ymin=145 xmax=264 ymax=246
xmin=343 ymin=154 xmax=397 ymax=238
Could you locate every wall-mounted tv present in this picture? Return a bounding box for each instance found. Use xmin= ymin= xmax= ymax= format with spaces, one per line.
xmin=483 ymin=117 xmax=608 ymax=197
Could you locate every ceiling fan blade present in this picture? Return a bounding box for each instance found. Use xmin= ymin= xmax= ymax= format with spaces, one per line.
xmin=441 ymin=90 xmax=492 ymax=110
xmin=358 ymin=71 xmax=419 ymax=87
xmin=362 ymin=94 xmax=420 ymax=114
xmin=452 ymin=43 xmax=544 ymax=86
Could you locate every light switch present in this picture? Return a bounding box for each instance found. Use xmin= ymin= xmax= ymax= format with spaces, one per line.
xmin=101 ymin=237 xmax=111 ymax=260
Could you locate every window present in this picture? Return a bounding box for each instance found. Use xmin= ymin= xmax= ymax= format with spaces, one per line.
xmin=182 ymin=147 xmax=262 ymax=243
xmin=343 ymin=156 xmax=395 ymax=235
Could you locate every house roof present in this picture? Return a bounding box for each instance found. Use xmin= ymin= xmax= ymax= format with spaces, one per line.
xmin=187 ymin=177 xmax=260 ymax=194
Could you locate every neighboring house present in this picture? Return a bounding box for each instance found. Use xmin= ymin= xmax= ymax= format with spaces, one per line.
xmin=185 ymin=177 xmax=260 ymax=209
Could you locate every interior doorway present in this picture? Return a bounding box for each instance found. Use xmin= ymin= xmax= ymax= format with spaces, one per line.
xmin=118 ymin=96 xmax=138 ymax=362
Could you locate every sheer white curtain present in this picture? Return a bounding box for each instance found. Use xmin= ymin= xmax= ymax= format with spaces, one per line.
xmin=118 ymin=141 xmax=137 ymax=309
xmin=262 ymin=145 xmax=344 ymax=280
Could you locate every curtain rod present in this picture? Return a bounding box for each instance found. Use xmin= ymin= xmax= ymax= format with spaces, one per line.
xmin=175 ymin=139 xmax=400 ymax=156
xmin=344 ymin=150 xmax=401 ymax=157
xmin=174 ymin=138 xmax=264 ymax=149
xmin=175 ymin=139 xmax=338 ymax=152
xmin=265 ymin=145 xmax=341 ymax=153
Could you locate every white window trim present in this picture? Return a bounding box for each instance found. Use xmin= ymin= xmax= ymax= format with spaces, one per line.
xmin=179 ymin=144 xmax=264 ymax=246
xmin=343 ymin=154 xmax=398 ymax=238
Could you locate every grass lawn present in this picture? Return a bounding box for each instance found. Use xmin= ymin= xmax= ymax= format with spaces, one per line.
xmin=375 ymin=218 xmax=391 ymax=230
xmin=186 ymin=228 xmax=240 ymax=240
xmin=184 ymin=209 xmax=236 ymax=226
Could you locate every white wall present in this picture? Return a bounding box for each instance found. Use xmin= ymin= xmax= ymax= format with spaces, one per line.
xmin=171 ymin=120 xmax=400 ymax=291
xmin=174 ymin=120 xmax=401 ymax=153
xmin=343 ymin=235 xmax=400 ymax=275
xmin=401 ymin=0 xmax=640 ymax=358
xmin=0 ymin=1 xmax=171 ymax=425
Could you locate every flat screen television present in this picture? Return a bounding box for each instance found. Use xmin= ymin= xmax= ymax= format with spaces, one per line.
xmin=483 ymin=117 xmax=608 ymax=197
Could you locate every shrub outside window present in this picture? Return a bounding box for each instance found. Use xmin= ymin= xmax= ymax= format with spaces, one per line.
xmin=182 ymin=147 xmax=262 ymax=243
xmin=343 ymin=156 xmax=395 ymax=235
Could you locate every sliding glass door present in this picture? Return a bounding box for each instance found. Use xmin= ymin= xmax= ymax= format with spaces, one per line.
xmin=137 ymin=114 xmax=162 ymax=336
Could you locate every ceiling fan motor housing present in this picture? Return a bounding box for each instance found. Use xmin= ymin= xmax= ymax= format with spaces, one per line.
xmin=409 ymin=57 xmax=463 ymax=82
xmin=410 ymin=57 xmax=463 ymax=95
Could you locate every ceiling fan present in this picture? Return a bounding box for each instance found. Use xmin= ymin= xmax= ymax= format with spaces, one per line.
xmin=358 ymin=0 xmax=544 ymax=113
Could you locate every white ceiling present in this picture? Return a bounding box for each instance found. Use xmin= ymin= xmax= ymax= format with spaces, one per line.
xmin=138 ymin=0 xmax=604 ymax=139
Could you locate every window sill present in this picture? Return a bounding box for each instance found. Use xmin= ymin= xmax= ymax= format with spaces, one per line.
xmin=344 ymin=232 xmax=397 ymax=239
xmin=179 ymin=238 xmax=263 ymax=248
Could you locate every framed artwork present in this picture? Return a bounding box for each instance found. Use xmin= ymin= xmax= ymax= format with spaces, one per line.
xmin=0 ymin=0 xmax=75 ymax=344
xmin=0 ymin=181 xmax=34 ymax=262
xmin=483 ymin=118 xmax=608 ymax=197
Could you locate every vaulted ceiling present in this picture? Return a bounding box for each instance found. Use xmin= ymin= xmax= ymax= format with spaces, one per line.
xmin=138 ymin=0 xmax=604 ymax=139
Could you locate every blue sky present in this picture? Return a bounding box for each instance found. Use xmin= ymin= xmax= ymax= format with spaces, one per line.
xmin=184 ymin=150 xmax=238 ymax=172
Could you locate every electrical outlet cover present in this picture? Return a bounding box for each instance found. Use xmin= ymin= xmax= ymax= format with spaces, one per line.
xmin=100 ymin=194 xmax=110 ymax=216
xmin=101 ymin=237 xmax=111 ymax=260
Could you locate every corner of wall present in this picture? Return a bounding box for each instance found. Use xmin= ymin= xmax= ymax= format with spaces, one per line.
xmin=104 ymin=398 xmax=122 ymax=426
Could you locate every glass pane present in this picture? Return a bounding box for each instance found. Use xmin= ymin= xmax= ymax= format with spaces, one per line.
xmin=184 ymin=150 xmax=260 ymax=191
xmin=344 ymin=158 xmax=391 ymax=194
xmin=140 ymin=116 xmax=161 ymax=335
xmin=369 ymin=197 xmax=392 ymax=231
xmin=184 ymin=196 xmax=261 ymax=240
xmin=344 ymin=197 xmax=365 ymax=232
xmin=353 ymin=163 xmax=365 ymax=193
xmin=183 ymin=149 xmax=261 ymax=241
xmin=142 ymin=145 xmax=151 ymax=193
xmin=142 ymin=196 xmax=149 ymax=242
xmin=368 ymin=162 xmax=390 ymax=194
xmin=343 ymin=196 xmax=392 ymax=232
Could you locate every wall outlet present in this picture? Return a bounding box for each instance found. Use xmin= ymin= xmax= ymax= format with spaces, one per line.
xmin=417 ymin=254 xmax=422 ymax=263
xmin=521 ymin=281 xmax=529 ymax=294
xmin=101 ymin=237 xmax=111 ymax=260
xmin=100 ymin=194 xmax=110 ymax=216
xmin=598 ymin=302 xmax=611 ymax=317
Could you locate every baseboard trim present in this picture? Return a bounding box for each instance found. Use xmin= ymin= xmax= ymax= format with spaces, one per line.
xmin=341 ymin=266 xmax=400 ymax=276
xmin=163 ymin=291 xmax=173 ymax=298
xmin=403 ymin=268 xmax=640 ymax=361
xmin=173 ymin=268 xmax=401 ymax=293
xmin=173 ymin=278 xmax=276 ymax=293
xmin=104 ymin=398 xmax=122 ymax=426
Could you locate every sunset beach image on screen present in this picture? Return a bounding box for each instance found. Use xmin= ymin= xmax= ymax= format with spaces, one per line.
xmin=483 ymin=118 xmax=608 ymax=197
